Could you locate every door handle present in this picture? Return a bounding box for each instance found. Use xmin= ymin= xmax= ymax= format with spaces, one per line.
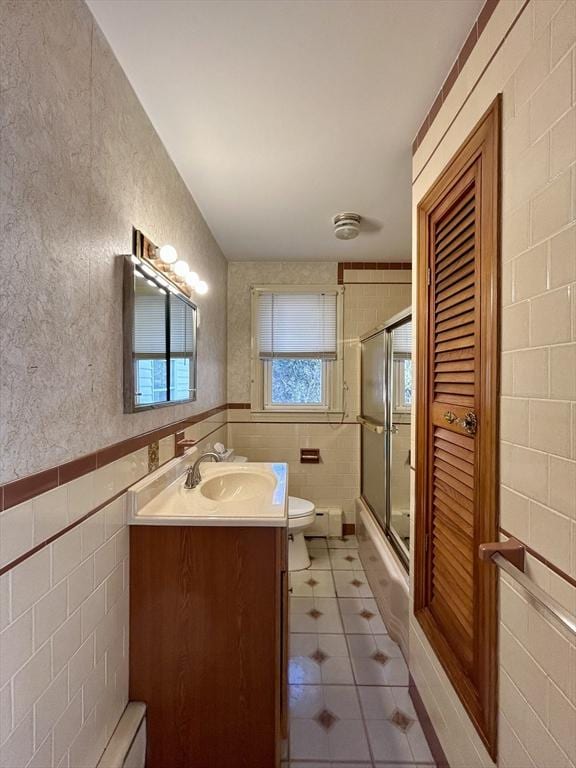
xmin=357 ymin=416 xmax=384 ymax=434
xmin=443 ymin=410 xmax=477 ymax=435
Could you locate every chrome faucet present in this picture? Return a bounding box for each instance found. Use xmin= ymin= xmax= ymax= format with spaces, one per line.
xmin=184 ymin=451 xmax=223 ymax=489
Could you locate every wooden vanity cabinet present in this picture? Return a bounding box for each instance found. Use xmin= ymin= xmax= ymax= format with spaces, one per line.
xmin=129 ymin=525 xmax=288 ymax=768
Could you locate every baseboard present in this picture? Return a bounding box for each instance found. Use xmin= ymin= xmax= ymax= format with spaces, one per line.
xmin=409 ymin=674 xmax=450 ymax=768
xmin=342 ymin=523 xmax=356 ymax=535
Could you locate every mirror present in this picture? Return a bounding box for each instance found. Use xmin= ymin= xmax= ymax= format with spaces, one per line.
xmin=123 ymin=256 xmax=197 ymax=412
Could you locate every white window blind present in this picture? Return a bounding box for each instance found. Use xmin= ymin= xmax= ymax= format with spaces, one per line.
xmin=256 ymin=291 xmax=338 ymax=360
xmin=392 ymin=320 xmax=412 ymax=355
xmin=133 ymin=279 xmax=166 ymax=358
xmin=169 ymin=294 xmax=195 ymax=357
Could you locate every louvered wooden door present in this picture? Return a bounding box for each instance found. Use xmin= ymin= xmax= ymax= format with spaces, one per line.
xmin=415 ymin=99 xmax=500 ymax=760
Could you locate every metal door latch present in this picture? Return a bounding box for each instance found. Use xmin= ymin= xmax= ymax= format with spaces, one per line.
xmin=443 ymin=410 xmax=478 ymax=435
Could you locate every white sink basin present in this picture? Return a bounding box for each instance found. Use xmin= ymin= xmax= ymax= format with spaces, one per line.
xmin=199 ymin=470 xmax=276 ymax=503
xmin=128 ymin=461 xmax=288 ymax=527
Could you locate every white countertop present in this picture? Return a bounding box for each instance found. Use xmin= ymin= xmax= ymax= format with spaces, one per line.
xmin=128 ymin=461 xmax=288 ymax=527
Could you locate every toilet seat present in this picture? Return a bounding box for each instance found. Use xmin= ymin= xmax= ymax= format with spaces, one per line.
xmin=288 ymin=496 xmax=315 ymax=518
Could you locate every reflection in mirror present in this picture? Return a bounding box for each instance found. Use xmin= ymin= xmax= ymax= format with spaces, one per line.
xmin=389 ymin=319 xmax=412 ymax=560
xmin=124 ymin=257 xmax=197 ymax=412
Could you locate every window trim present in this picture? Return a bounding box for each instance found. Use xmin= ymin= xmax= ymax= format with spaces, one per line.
xmin=250 ymin=285 xmax=344 ymax=413
xmin=392 ymin=356 xmax=412 ymax=413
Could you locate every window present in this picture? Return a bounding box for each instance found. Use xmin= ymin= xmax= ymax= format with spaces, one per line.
xmin=124 ymin=260 xmax=197 ymax=412
xmin=391 ymin=321 xmax=412 ymax=411
xmin=252 ymin=287 xmax=343 ymax=411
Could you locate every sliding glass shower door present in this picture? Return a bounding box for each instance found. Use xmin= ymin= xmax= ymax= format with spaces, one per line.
xmin=360 ymin=309 xmax=412 ymax=568
xmin=360 ymin=331 xmax=386 ymax=527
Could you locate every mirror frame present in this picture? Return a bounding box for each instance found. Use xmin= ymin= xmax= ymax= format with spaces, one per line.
xmin=122 ymin=255 xmax=198 ymax=413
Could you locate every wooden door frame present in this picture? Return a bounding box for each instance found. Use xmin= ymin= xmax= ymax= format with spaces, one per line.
xmin=414 ymin=96 xmax=501 ymax=759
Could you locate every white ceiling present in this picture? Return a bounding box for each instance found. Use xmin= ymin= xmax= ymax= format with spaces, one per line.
xmin=88 ymin=0 xmax=482 ymax=262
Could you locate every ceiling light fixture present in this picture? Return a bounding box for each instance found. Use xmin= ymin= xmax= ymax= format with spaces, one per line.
xmin=196 ymin=280 xmax=208 ymax=295
xmin=333 ymin=212 xmax=362 ymax=240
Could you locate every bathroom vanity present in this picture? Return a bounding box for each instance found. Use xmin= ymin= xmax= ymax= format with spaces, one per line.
xmin=128 ymin=460 xmax=289 ymax=768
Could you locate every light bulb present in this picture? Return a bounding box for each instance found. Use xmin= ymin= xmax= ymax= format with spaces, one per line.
xmin=159 ymin=244 xmax=178 ymax=264
xmin=196 ymin=280 xmax=208 ymax=295
xmin=185 ymin=271 xmax=199 ymax=288
xmin=173 ymin=260 xmax=190 ymax=278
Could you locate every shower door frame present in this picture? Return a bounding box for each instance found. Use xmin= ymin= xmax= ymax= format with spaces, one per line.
xmin=360 ymin=307 xmax=412 ymax=570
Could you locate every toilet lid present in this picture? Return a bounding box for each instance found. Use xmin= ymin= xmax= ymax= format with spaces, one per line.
xmin=288 ymin=496 xmax=315 ymax=518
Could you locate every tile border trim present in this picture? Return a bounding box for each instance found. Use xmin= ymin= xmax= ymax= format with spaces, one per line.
xmin=411 ymin=0 xmax=499 ymax=154
xmin=337 ymin=261 xmax=412 ymax=284
xmin=500 ymin=527 xmax=576 ymax=590
xmin=413 ymin=0 xmax=530 ymax=185
xmin=0 ymin=487 xmax=128 ymax=577
xmin=0 ymin=403 xmax=230 ymax=512
xmin=409 ymin=673 xmax=450 ymax=768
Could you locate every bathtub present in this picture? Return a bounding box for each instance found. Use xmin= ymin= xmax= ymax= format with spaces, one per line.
xmin=356 ymin=497 xmax=410 ymax=659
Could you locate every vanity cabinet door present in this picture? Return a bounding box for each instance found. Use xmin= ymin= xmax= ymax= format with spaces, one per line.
xmin=130 ymin=525 xmax=283 ymax=768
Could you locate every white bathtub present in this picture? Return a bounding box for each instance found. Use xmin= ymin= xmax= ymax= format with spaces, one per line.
xmin=356 ymin=497 xmax=410 ymax=659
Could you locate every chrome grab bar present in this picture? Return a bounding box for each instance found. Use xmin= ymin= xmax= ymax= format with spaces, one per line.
xmin=479 ymin=539 xmax=576 ymax=636
xmin=356 ymin=416 xmax=384 ymax=434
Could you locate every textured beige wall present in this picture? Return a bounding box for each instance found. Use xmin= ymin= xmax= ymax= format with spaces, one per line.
xmin=0 ymin=0 xmax=228 ymax=484
xmin=411 ymin=1 xmax=576 ymax=767
xmin=227 ymin=261 xmax=337 ymax=403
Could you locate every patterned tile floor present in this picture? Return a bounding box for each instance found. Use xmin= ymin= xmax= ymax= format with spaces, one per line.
xmin=283 ymin=536 xmax=435 ymax=768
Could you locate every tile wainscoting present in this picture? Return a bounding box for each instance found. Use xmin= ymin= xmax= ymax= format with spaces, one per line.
xmin=0 ymin=409 xmax=228 ymax=768
xmin=411 ymin=0 xmax=576 ymax=765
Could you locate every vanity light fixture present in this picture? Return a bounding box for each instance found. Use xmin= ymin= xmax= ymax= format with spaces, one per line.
xmin=133 ymin=229 xmax=209 ymax=300
xmin=158 ymin=244 xmax=178 ymax=264
xmin=185 ymin=271 xmax=199 ymax=289
xmin=174 ymin=260 xmax=190 ymax=278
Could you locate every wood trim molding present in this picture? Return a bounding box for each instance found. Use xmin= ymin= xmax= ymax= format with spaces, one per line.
xmin=412 ymin=0 xmax=500 ymax=154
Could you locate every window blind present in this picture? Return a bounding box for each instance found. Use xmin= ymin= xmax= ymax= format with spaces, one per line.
xmin=170 ymin=294 xmax=195 ymax=357
xmin=133 ymin=279 xmax=166 ymax=358
xmin=392 ymin=321 xmax=412 ymax=355
xmin=256 ymin=291 xmax=338 ymax=359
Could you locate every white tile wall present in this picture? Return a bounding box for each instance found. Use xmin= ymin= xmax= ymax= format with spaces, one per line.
xmin=412 ymin=1 xmax=576 ymax=766
xmin=0 ymin=412 xmax=221 ymax=767
xmin=228 ymin=421 xmax=359 ymax=522
xmin=0 ymin=496 xmax=129 ymax=768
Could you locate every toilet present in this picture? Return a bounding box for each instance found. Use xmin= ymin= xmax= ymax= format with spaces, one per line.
xmin=288 ymin=496 xmax=316 ymax=571
xmin=230 ymin=454 xmax=316 ymax=570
